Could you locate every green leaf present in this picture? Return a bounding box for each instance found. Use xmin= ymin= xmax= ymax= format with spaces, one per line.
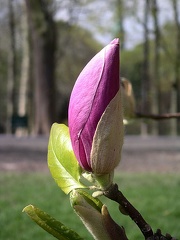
xmin=23 ymin=205 xmax=84 ymax=240
xmin=48 ymin=123 xmax=86 ymax=194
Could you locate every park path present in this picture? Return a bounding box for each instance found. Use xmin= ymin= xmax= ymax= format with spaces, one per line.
xmin=0 ymin=134 xmax=180 ymax=173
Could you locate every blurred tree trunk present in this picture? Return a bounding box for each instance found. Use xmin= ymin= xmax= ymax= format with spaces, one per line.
xmin=172 ymin=0 xmax=180 ymax=135
xmin=151 ymin=0 xmax=171 ymax=135
xmin=18 ymin=2 xmax=29 ymax=117
xmin=6 ymin=0 xmax=17 ymax=133
xmin=25 ymin=0 xmax=57 ymax=135
xmin=115 ymin=0 xmax=125 ymax=50
xmin=151 ymin=0 xmax=159 ymax=135
xmin=141 ymin=0 xmax=151 ymax=135
xmin=16 ymin=1 xmax=29 ymax=136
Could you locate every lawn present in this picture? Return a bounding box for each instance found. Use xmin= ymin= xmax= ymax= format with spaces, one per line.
xmin=0 ymin=172 xmax=180 ymax=239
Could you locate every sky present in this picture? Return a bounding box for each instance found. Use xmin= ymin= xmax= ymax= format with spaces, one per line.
xmin=55 ymin=0 xmax=179 ymax=49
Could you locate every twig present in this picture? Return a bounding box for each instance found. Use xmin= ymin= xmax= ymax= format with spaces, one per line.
xmin=104 ymin=184 xmax=153 ymax=239
xmin=135 ymin=112 xmax=180 ymax=120
xmin=104 ymin=184 xmax=177 ymax=240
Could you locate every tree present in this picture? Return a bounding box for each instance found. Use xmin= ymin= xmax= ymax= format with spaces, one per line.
xmin=141 ymin=0 xmax=151 ymax=135
xmin=112 ymin=0 xmax=125 ymax=50
xmin=55 ymin=20 xmax=102 ymax=123
xmin=15 ymin=1 xmax=30 ymax=136
xmin=25 ymin=0 xmax=57 ymax=135
xmin=172 ymin=0 xmax=180 ymax=134
xmin=6 ymin=0 xmax=17 ymax=133
xmin=151 ymin=0 xmax=162 ymax=134
xmin=0 ymin=1 xmax=8 ymax=132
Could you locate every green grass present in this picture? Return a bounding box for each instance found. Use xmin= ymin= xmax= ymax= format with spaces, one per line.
xmin=0 ymin=172 xmax=180 ymax=240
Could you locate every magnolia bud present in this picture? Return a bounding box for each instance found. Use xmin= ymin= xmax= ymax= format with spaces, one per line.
xmin=68 ymin=39 xmax=123 ymax=178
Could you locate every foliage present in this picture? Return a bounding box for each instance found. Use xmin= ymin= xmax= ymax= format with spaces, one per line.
xmin=121 ymin=22 xmax=178 ymax=104
xmin=121 ymin=44 xmax=143 ymax=102
xmin=48 ymin=123 xmax=86 ymax=194
xmin=0 ymin=49 xmax=8 ymax=132
xmin=23 ymin=205 xmax=84 ymax=240
xmin=55 ymin=20 xmax=102 ymax=122
xmin=120 ymin=20 xmax=180 ymax=135
xmin=56 ymin=20 xmax=102 ymax=93
xmin=0 ymin=0 xmax=179 ymax=134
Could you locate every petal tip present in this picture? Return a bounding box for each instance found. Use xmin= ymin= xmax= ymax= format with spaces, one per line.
xmin=110 ymin=38 xmax=119 ymax=45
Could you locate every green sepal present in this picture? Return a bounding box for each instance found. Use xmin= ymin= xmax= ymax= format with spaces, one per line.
xmin=23 ymin=205 xmax=84 ymax=240
xmin=48 ymin=123 xmax=86 ymax=194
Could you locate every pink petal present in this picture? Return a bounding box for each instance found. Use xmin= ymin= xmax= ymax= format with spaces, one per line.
xmin=68 ymin=39 xmax=120 ymax=171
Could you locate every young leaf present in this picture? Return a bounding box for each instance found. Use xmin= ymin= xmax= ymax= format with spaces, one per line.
xmin=48 ymin=123 xmax=86 ymax=194
xmin=70 ymin=189 xmax=103 ymax=213
xmin=23 ymin=205 xmax=84 ymax=240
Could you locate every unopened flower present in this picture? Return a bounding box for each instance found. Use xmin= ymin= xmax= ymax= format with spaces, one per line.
xmin=68 ymin=39 xmax=123 ymax=176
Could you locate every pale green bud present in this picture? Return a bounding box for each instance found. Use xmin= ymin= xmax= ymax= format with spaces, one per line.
xmin=70 ymin=189 xmax=127 ymax=240
xmin=70 ymin=190 xmax=111 ymax=240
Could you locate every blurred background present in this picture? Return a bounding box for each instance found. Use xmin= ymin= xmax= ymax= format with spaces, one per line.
xmin=0 ymin=0 xmax=180 ymax=136
xmin=0 ymin=1 xmax=180 ymax=239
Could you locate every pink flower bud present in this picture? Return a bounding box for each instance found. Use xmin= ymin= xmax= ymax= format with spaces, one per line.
xmin=68 ymin=39 xmax=121 ymax=172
